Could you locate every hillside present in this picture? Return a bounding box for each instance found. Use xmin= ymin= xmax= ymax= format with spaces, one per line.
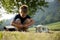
xmin=33 ymin=0 xmax=60 ymax=25
xmin=47 ymin=22 xmax=60 ymax=31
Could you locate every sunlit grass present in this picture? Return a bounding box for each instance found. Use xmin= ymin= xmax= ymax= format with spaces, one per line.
xmin=0 ymin=32 xmax=3 ymax=40
xmin=0 ymin=22 xmax=60 ymax=40
xmin=47 ymin=22 xmax=60 ymax=31
xmin=0 ymin=31 xmax=60 ymax=40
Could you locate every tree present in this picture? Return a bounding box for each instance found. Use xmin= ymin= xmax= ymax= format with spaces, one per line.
xmin=0 ymin=0 xmax=48 ymax=16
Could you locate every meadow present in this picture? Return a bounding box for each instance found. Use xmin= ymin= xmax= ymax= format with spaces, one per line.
xmin=0 ymin=22 xmax=60 ymax=40
xmin=0 ymin=31 xmax=60 ymax=40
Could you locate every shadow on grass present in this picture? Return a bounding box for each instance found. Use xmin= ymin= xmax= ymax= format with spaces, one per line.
xmin=50 ymin=29 xmax=60 ymax=31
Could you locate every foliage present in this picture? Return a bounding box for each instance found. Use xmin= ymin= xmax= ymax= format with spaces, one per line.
xmin=0 ymin=20 xmax=6 ymax=25
xmin=45 ymin=8 xmax=60 ymax=24
xmin=0 ymin=21 xmax=3 ymax=25
xmin=0 ymin=0 xmax=15 ymax=13
xmin=37 ymin=1 xmax=60 ymax=24
xmin=0 ymin=14 xmax=2 ymax=17
xmin=0 ymin=0 xmax=48 ymax=16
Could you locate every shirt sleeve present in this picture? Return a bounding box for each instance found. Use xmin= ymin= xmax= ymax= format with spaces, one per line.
xmin=27 ymin=15 xmax=31 ymax=19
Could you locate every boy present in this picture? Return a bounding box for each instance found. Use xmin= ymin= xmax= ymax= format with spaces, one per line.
xmin=11 ymin=5 xmax=34 ymax=32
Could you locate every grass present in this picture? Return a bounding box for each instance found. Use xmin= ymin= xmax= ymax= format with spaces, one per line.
xmin=28 ymin=22 xmax=60 ymax=31
xmin=0 ymin=31 xmax=60 ymax=40
xmin=0 ymin=22 xmax=60 ymax=40
xmin=0 ymin=32 xmax=3 ymax=40
xmin=47 ymin=22 xmax=60 ymax=31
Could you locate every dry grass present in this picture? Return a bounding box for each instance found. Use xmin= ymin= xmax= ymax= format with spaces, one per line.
xmin=0 ymin=31 xmax=60 ymax=40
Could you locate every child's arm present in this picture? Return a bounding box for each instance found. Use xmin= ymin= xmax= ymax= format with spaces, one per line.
xmin=23 ymin=18 xmax=34 ymax=28
xmin=11 ymin=21 xmax=23 ymax=28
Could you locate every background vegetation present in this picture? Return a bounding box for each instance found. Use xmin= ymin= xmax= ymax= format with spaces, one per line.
xmin=0 ymin=0 xmax=48 ymax=15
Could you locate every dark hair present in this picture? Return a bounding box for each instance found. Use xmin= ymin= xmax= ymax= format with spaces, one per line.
xmin=19 ymin=5 xmax=28 ymax=13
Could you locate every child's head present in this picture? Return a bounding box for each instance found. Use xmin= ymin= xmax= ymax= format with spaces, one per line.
xmin=19 ymin=5 xmax=28 ymax=16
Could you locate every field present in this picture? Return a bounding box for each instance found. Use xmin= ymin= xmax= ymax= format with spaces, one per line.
xmin=0 ymin=22 xmax=60 ymax=40
xmin=0 ymin=31 xmax=60 ymax=40
xmin=47 ymin=22 xmax=60 ymax=31
xmin=28 ymin=22 xmax=60 ymax=32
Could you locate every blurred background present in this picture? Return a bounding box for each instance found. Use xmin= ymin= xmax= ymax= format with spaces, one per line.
xmin=0 ymin=0 xmax=60 ymax=31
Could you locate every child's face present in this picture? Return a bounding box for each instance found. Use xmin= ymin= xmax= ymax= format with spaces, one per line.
xmin=19 ymin=9 xmax=27 ymax=17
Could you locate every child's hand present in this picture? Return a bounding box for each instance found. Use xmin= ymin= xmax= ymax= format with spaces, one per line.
xmin=23 ymin=24 xmax=29 ymax=28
